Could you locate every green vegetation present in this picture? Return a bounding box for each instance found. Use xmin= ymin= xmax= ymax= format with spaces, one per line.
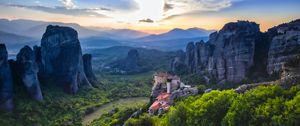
xmin=85 ymin=97 xmax=149 ymax=125
xmin=86 ymin=46 xmax=176 ymax=74
xmin=0 ymin=72 xmax=153 ymax=126
xmin=125 ymin=85 xmax=300 ymax=126
xmin=0 ymin=86 xmax=109 ymax=126
xmin=100 ymin=72 xmax=153 ymax=98
xmin=89 ymin=101 xmax=150 ymax=126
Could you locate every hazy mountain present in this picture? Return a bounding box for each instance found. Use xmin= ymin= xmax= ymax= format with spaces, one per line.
xmin=22 ymin=22 xmax=112 ymax=39
xmin=80 ymin=37 xmax=123 ymax=49
xmin=89 ymin=27 xmax=150 ymax=39
xmin=106 ymin=29 xmax=149 ymax=39
xmin=0 ymin=19 xmax=148 ymax=40
xmin=0 ymin=30 xmax=37 ymax=50
xmin=136 ymin=27 xmax=215 ymax=42
xmin=133 ymin=37 xmax=209 ymax=51
xmin=0 ymin=18 xmax=211 ymax=51
xmin=0 ymin=19 xmax=106 ymax=38
xmin=0 ymin=19 xmax=45 ymax=34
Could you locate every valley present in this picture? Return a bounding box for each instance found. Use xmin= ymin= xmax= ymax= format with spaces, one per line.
xmin=83 ymin=97 xmax=149 ymax=126
xmin=0 ymin=3 xmax=300 ymax=125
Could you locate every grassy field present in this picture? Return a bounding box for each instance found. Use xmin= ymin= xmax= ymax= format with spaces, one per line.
xmin=83 ymin=97 xmax=149 ymax=125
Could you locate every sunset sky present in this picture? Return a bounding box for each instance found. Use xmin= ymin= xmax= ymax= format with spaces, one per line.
xmin=0 ymin=0 xmax=299 ymax=33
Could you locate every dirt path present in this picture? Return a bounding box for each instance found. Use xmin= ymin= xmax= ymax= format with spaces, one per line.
xmin=82 ymin=97 xmax=149 ymax=126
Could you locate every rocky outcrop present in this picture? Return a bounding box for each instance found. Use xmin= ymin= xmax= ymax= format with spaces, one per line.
xmin=124 ymin=49 xmax=139 ymax=70
xmin=108 ymin=49 xmax=146 ymax=74
xmin=0 ymin=44 xmax=13 ymax=110
xmin=183 ymin=41 xmax=213 ymax=74
xmin=174 ymin=21 xmax=260 ymax=83
xmin=185 ymin=42 xmax=196 ymax=73
xmin=16 ymin=46 xmax=43 ymax=100
xmin=40 ymin=25 xmax=91 ymax=94
xmin=173 ymin=19 xmax=300 ymax=84
xmin=83 ymin=54 xmax=98 ymax=85
xmin=171 ymin=50 xmax=187 ymax=74
xmin=267 ymin=19 xmax=300 ymax=75
xmin=208 ymin=21 xmax=259 ymax=82
xmin=281 ymin=55 xmax=300 ymax=85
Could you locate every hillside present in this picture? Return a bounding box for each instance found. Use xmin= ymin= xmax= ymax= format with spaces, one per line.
xmin=124 ymin=85 xmax=300 ymax=126
xmin=84 ymin=46 xmax=177 ymax=73
xmin=0 ymin=30 xmax=37 ymax=50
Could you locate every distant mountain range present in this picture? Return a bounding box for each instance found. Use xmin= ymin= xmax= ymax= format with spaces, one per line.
xmin=0 ymin=19 xmax=149 ymax=39
xmin=136 ymin=28 xmax=214 ymax=42
xmin=0 ymin=18 xmax=214 ymax=51
xmin=0 ymin=30 xmax=37 ymax=50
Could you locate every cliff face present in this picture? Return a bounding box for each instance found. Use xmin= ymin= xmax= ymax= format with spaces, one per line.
xmin=281 ymin=55 xmax=300 ymax=85
xmin=0 ymin=25 xmax=98 ymax=111
xmin=16 ymin=46 xmax=43 ymax=101
xmin=208 ymin=21 xmax=260 ymax=82
xmin=267 ymin=19 xmax=300 ymax=75
xmin=83 ymin=54 xmax=98 ymax=85
xmin=40 ymin=25 xmax=91 ymax=94
xmin=171 ymin=50 xmax=187 ymax=74
xmin=0 ymin=44 xmax=13 ymax=111
xmin=176 ymin=21 xmax=260 ymax=83
xmin=172 ymin=19 xmax=300 ymax=84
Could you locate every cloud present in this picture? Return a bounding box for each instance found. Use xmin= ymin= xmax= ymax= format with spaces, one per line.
xmin=7 ymin=4 xmax=109 ymax=18
xmin=162 ymin=0 xmax=241 ymax=20
xmin=80 ymin=0 xmax=139 ymax=12
xmin=100 ymin=7 xmax=113 ymax=12
xmin=59 ymin=0 xmax=76 ymax=9
xmin=139 ymin=18 xmax=154 ymax=23
xmin=163 ymin=3 xmax=174 ymax=12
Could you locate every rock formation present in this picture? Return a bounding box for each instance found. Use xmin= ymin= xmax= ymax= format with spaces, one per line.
xmin=109 ymin=49 xmax=146 ymax=74
xmin=83 ymin=54 xmax=98 ymax=85
xmin=170 ymin=50 xmax=187 ymax=74
xmin=281 ymin=55 xmax=300 ymax=85
xmin=16 ymin=46 xmax=43 ymax=100
xmin=40 ymin=25 xmax=91 ymax=94
xmin=123 ymin=49 xmax=139 ymax=70
xmin=174 ymin=21 xmax=260 ymax=83
xmin=184 ymin=40 xmax=214 ymax=74
xmin=0 ymin=44 xmax=13 ymax=110
xmin=267 ymin=19 xmax=300 ymax=75
xmin=173 ymin=20 xmax=300 ymax=84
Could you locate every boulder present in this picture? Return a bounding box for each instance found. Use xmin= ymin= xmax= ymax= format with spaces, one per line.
xmin=0 ymin=44 xmax=13 ymax=111
xmin=16 ymin=46 xmax=43 ymax=100
xmin=83 ymin=54 xmax=98 ymax=85
xmin=40 ymin=25 xmax=91 ymax=94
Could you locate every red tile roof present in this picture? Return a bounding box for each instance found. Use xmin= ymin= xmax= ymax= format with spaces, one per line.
xmin=156 ymin=93 xmax=171 ymax=101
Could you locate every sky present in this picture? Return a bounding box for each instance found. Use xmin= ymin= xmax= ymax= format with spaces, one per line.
xmin=0 ymin=0 xmax=299 ymax=34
